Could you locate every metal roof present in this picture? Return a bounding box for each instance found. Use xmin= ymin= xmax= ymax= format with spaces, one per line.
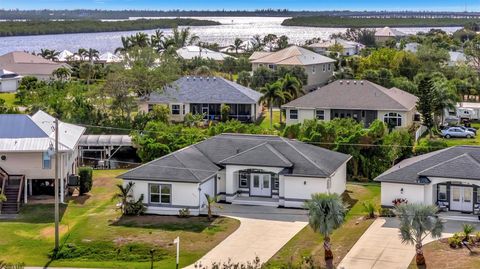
xmin=79 ymin=135 xmax=132 ymax=147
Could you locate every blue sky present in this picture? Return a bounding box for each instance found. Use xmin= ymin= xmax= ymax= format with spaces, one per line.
xmin=1 ymin=0 xmax=479 ymax=11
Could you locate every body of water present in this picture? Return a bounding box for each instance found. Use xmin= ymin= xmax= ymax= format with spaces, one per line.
xmin=0 ymin=17 xmax=462 ymax=55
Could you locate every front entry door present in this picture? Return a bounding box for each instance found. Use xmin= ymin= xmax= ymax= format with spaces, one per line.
xmin=250 ymin=174 xmax=271 ymax=197
xmin=450 ymin=186 xmax=473 ymax=212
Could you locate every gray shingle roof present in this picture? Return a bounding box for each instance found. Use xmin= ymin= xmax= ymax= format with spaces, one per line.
xmin=145 ymin=76 xmax=262 ymax=104
xmin=282 ymin=80 xmax=418 ymax=111
xmin=374 ymin=146 xmax=480 ymax=184
xmin=120 ymin=133 xmax=351 ymax=182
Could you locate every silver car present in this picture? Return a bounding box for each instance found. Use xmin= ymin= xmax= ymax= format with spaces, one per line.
xmin=441 ymin=127 xmax=475 ymax=139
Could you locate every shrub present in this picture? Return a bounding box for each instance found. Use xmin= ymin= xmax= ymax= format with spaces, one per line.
xmin=448 ymin=233 xmax=463 ymax=248
xmin=78 ymin=167 xmax=93 ymax=195
xmin=379 ymin=207 xmax=395 ymax=217
xmin=362 ymin=201 xmax=376 ymax=219
xmin=392 ymin=198 xmax=408 ymax=206
xmin=0 ymin=193 xmax=6 ymax=203
xmin=125 ymin=194 xmax=146 ymax=216
xmin=415 ymin=139 xmax=448 ymax=155
xmin=220 ymin=104 xmax=230 ymax=122
xmin=462 ymin=223 xmax=475 ymax=239
xmin=178 ymin=208 xmax=190 ymax=218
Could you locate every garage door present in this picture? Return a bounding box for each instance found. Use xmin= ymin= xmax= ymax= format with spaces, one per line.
xmin=200 ymin=177 xmax=215 ymax=209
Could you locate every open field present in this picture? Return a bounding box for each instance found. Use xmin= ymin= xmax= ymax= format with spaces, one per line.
xmin=282 ymin=16 xmax=480 ymax=28
xmin=265 ymin=183 xmax=381 ymax=268
xmin=0 ymin=169 xmax=240 ymax=268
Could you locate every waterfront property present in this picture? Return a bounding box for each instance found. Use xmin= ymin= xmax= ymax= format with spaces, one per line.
xmin=176 ymin=45 xmax=235 ymax=61
xmin=249 ymin=45 xmax=335 ymax=91
xmin=119 ymin=133 xmax=351 ymax=215
xmin=0 ymin=110 xmax=85 ymax=213
xmin=308 ymin=38 xmax=365 ymax=56
xmin=138 ymin=76 xmax=263 ymax=122
xmin=374 ymin=27 xmax=407 ymax=43
xmin=282 ymin=79 xmax=419 ymax=128
xmin=0 ymin=51 xmax=69 ymax=80
xmin=375 ymin=146 xmax=480 ymax=214
xmin=0 ymin=69 xmax=22 ymax=93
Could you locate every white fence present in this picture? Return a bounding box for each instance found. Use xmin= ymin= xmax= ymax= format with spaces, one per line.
xmin=415 ymin=125 xmax=428 ymax=142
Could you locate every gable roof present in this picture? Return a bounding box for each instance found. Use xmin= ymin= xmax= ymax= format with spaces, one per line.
xmin=249 ymin=46 xmax=335 ymax=66
xmin=374 ymin=146 xmax=480 ymax=184
xmin=176 ymin=46 xmax=235 ymax=61
xmin=0 ymin=51 xmax=69 ymax=76
xmin=0 ymin=110 xmax=85 ymax=152
xmin=308 ymin=39 xmax=364 ymax=50
xmin=282 ymin=80 xmax=418 ymax=111
xmin=120 ymin=133 xmax=351 ymax=182
xmin=375 ymin=27 xmax=407 ymax=37
xmin=145 ymin=76 xmax=262 ymax=104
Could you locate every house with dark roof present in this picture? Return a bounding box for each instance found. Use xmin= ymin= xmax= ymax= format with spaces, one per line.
xmin=249 ymin=46 xmax=336 ymax=91
xmin=119 ymin=133 xmax=351 ymax=215
xmin=138 ymin=76 xmax=263 ymax=122
xmin=0 ymin=111 xmax=85 ymax=214
xmin=282 ymin=80 xmax=419 ymax=128
xmin=375 ymin=146 xmax=480 ymax=214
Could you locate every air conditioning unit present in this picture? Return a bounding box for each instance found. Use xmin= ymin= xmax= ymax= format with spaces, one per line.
xmin=68 ymin=175 xmax=80 ymax=186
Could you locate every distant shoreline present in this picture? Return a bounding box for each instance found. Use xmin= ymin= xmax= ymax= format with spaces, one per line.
xmin=0 ymin=18 xmax=220 ymax=37
xmin=281 ymin=17 xmax=480 ymax=28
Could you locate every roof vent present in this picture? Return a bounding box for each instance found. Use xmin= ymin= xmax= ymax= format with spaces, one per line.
xmin=346 ymin=81 xmax=350 ymax=85
xmin=339 ymin=80 xmax=343 ymax=84
xmin=353 ymin=80 xmax=357 ymax=85
xmin=200 ymin=77 xmax=203 ymax=81
xmin=360 ymin=80 xmax=364 ymax=85
xmin=193 ymin=76 xmax=196 ymax=81
xmin=186 ymin=76 xmax=190 ymax=81
xmin=213 ymin=77 xmax=216 ymax=81
xmin=207 ymin=77 xmax=209 ymax=81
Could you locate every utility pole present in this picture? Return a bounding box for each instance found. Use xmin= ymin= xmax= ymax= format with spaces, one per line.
xmin=54 ymin=118 xmax=59 ymax=251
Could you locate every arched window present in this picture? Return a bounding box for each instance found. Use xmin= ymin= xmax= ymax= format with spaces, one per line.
xmin=383 ymin=112 xmax=402 ymax=127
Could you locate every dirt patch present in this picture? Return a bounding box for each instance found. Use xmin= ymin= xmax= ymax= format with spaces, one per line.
xmin=40 ymin=224 xmax=69 ymax=238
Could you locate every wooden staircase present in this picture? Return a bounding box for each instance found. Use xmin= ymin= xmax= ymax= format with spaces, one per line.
xmin=0 ymin=167 xmax=24 ymax=215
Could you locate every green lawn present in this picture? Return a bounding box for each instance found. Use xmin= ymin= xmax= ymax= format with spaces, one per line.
xmin=258 ymin=109 xmax=283 ymax=131
xmin=443 ymin=123 xmax=480 ymax=147
xmin=0 ymin=170 xmax=240 ymax=268
xmin=265 ymin=183 xmax=381 ymax=268
xmin=0 ymin=93 xmax=17 ymax=106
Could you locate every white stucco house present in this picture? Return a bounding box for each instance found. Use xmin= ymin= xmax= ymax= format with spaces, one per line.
xmin=176 ymin=45 xmax=235 ymax=61
xmin=0 ymin=111 xmax=85 ymax=214
xmin=282 ymin=80 xmax=419 ymax=128
xmin=375 ymin=146 xmax=480 ymax=214
xmin=0 ymin=69 xmax=22 ymax=93
xmin=308 ymin=38 xmax=365 ymax=56
xmin=119 ymin=133 xmax=351 ymax=215
xmin=138 ymin=76 xmax=263 ymax=123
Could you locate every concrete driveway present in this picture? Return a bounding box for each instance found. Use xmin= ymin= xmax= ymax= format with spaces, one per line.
xmin=338 ymin=218 xmax=462 ymax=269
xmin=184 ymin=204 xmax=308 ymax=268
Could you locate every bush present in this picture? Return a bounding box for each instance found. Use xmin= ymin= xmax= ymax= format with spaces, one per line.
xmin=362 ymin=201 xmax=376 ymax=218
xmin=415 ymin=139 xmax=448 ymax=155
xmin=448 ymin=233 xmax=463 ymax=248
xmin=0 ymin=193 xmax=6 ymax=203
xmin=179 ymin=208 xmax=190 ymax=218
xmin=379 ymin=207 xmax=395 ymax=217
xmin=220 ymin=104 xmax=230 ymax=122
xmin=78 ymin=167 xmax=93 ymax=195
xmin=462 ymin=223 xmax=475 ymax=239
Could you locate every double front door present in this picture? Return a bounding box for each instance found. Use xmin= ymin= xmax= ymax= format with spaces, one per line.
xmin=450 ymin=186 xmax=473 ymax=212
xmin=250 ymin=173 xmax=271 ymax=197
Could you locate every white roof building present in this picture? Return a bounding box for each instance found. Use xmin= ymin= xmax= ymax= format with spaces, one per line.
xmin=176 ymin=46 xmax=235 ymax=61
xmin=98 ymin=52 xmax=122 ymax=63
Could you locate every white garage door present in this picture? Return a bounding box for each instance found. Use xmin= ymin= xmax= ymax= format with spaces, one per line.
xmin=200 ymin=177 xmax=215 ymax=209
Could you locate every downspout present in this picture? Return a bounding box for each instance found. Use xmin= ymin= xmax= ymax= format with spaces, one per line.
xmin=198 ymin=183 xmax=202 ymax=216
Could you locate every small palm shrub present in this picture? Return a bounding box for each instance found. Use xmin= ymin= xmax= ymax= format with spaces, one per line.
xmin=362 ymin=201 xmax=376 ymax=219
xmin=462 ymin=223 xmax=475 ymax=240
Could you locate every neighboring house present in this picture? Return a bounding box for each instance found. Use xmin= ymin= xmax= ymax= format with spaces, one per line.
xmin=375 ymin=146 xmax=480 ymax=214
xmin=57 ymin=49 xmax=76 ymax=62
xmin=0 ymin=51 xmax=69 ymax=80
xmin=98 ymin=52 xmax=122 ymax=64
xmin=176 ymin=45 xmax=235 ymax=61
xmin=448 ymin=51 xmax=467 ymax=66
xmin=374 ymin=27 xmax=407 ymax=43
xmin=0 ymin=69 xmax=22 ymax=93
xmin=138 ymin=76 xmax=263 ymax=122
xmin=308 ymin=38 xmax=365 ymax=56
xmin=119 ymin=133 xmax=351 ymax=215
xmin=403 ymin=42 xmax=420 ymax=53
xmin=249 ymin=45 xmax=336 ymax=91
xmin=282 ymin=80 xmax=419 ymax=128
xmin=0 ymin=111 xmax=85 ymax=213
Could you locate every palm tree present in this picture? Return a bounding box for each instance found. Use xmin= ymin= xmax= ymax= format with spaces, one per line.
xmin=75 ymin=48 xmax=87 ymax=61
xmin=38 ymin=48 xmax=50 ymax=59
xmin=168 ymin=27 xmax=199 ymax=49
xmin=396 ymin=203 xmax=444 ymax=266
xmin=115 ymin=182 xmax=135 ymax=215
xmin=130 ymin=32 xmax=150 ymax=48
xmin=52 ymin=67 xmax=71 ymax=81
xmin=259 ymin=82 xmax=287 ymax=129
xmin=278 ymin=74 xmax=303 ymax=124
xmin=276 ymin=35 xmax=289 ymax=50
xmin=204 ymin=194 xmax=222 ymax=221
xmin=251 ymin=34 xmax=264 ymax=52
xmin=229 ymin=38 xmax=244 ymax=54
xmin=38 ymin=49 xmax=60 ymax=61
xmin=150 ymin=29 xmax=165 ymax=52
xmin=86 ymin=48 xmax=99 ymax=63
xmin=115 ymin=36 xmax=132 ymax=54
xmin=304 ymin=193 xmax=347 ymax=269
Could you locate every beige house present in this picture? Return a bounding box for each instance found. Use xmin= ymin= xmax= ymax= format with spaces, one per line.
xmin=308 ymin=38 xmax=365 ymax=56
xmin=282 ymin=80 xmax=419 ymax=128
xmin=374 ymin=27 xmax=407 ymax=43
xmin=0 ymin=51 xmax=69 ymax=81
xmin=0 ymin=111 xmax=85 ymax=214
xmin=249 ymin=46 xmax=335 ymax=91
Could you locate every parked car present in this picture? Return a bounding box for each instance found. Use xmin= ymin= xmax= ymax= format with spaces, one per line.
xmin=441 ymin=127 xmax=476 ymax=138
xmin=458 ymin=126 xmax=477 ymax=135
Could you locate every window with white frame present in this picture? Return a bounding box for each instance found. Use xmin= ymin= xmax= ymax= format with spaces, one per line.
xmin=239 ymin=172 xmax=249 ymax=188
xmin=149 ymin=184 xmax=171 ymax=204
xmin=171 ymin=104 xmax=181 ymax=115
xmin=328 ymin=63 xmax=331 ymax=71
xmin=315 ymin=109 xmax=325 ymax=120
xmin=312 ymin=65 xmax=316 ymax=74
xmin=322 ymin=64 xmax=326 ymax=72
xmin=383 ymin=112 xmax=402 ymax=127
xmin=42 ymin=152 xmax=51 ymax=169
xmin=438 ymin=185 xmax=447 ymax=201
xmin=289 ymin=109 xmax=298 ymax=119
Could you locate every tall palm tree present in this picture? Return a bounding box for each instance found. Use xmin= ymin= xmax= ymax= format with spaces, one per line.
xmin=396 ymin=203 xmax=443 ymax=266
xmin=278 ymin=74 xmax=303 ymax=124
xmin=75 ymin=48 xmax=87 ymax=61
xmin=52 ymin=67 xmax=71 ymax=81
xmin=38 ymin=49 xmax=60 ymax=61
xmin=115 ymin=182 xmax=135 ymax=215
xmin=251 ymin=34 xmax=264 ymax=52
xmin=38 ymin=48 xmax=50 ymax=59
xmin=229 ymin=38 xmax=244 ymax=54
xmin=150 ymin=29 xmax=165 ymax=52
xmin=130 ymin=32 xmax=150 ymax=48
xmin=259 ymin=82 xmax=287 ymax=129
xmin=304 ymin=193 xmax=346 ymax=269
xmin=170 ymin=27 xmax=199 ymax=49
xmin=86 ymin=48 xmax=100 ymax=63
xmin=115 ymin=36 xmax=132 ymax=54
